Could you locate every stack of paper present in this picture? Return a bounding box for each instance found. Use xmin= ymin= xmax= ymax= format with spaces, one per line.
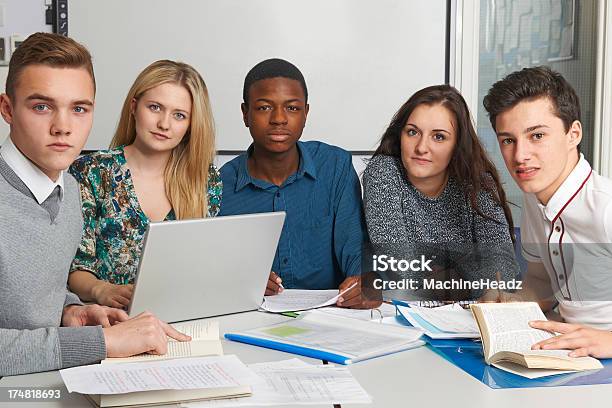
xmin=396 ymin=304 xmax=480 ymax=339
xmin=183 ymin=359 xmax=372 ymax=407
xmin=60 ymin=355 xmax=255 ymax=407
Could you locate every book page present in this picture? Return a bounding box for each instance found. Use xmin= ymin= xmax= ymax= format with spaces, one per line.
xmin=104 ymin=340 xmax=224 ymax=364
xmin=60 ymin=355 xmax=255 ymax=395
xmin=478 ymin=303 xmax=553 ymax=359
xmin=171 ymin=320 xmax=219 ymax=341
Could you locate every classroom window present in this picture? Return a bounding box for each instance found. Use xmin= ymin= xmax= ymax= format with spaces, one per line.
xmin=476 ymin=0 xmax=598 ymax=221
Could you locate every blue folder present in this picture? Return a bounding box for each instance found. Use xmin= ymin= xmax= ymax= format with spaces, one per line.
xmin=390 ymin=300 xmax=612 ymax=388
xmin=429 ymin=343 xmax=612 ymax=389
xmin=224 ymin=333 xmax=355 ymax=364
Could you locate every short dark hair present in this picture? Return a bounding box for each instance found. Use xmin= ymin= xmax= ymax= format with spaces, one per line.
xmin=243 ymin=58 xmax=308 ymax=105
xmin=6 ymin=32 xmax=95 ymax=99
xmin=483 ymin=66 xmax=580 ymax=133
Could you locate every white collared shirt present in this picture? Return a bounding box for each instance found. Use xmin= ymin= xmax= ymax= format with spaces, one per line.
xmin=0 ymin=136 xmax=64 ymax=204
xmin=521 ymin=154 xmax=612 ymax=329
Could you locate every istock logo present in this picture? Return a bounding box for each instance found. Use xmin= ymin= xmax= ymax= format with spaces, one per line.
xmin=372 ymin=255 xmax=433 ymax=272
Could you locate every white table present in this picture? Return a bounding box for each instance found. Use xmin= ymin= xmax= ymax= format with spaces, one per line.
xmin=346 ymin=345 xmax=610 ymax=408
xmin=2 ymin=311 xmax=612 ymax=408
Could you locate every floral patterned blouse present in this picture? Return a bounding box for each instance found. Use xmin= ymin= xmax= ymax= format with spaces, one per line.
xmin=69 ymin=146 xmax=222 ymax=284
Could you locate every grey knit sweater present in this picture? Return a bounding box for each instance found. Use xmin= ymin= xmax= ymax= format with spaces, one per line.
xmin=362 ymin=155 xmax=520 ymax=295
xmin=0 ymin=155 xmax=106 ymax=377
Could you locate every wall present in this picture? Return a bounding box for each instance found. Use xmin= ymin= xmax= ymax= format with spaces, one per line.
xmin=69 ymin=0 xmax=448 ymax=151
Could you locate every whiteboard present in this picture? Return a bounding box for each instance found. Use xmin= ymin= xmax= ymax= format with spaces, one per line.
xmin=70 ymin=0 xmax=447 ymax=152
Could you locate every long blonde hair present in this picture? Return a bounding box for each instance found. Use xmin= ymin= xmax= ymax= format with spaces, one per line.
xmin=111 ymin=60 xmax=215 ymax=219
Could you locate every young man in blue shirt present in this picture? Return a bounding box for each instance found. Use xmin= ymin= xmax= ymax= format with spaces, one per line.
xmin=220 ymin=58 xmax=378 ymax=308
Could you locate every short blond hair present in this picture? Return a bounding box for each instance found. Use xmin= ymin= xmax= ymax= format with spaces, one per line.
xmin=6 ymin=32 xmax=95 ymax=98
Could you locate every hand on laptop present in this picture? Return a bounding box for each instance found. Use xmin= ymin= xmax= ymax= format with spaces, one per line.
xmin=265 ymin=271 xmax=284 ymax=296
xmin=103 ymin=311 xmax=191 ymax=358
xmin=336 ymin=275 xmax=383 ymax=309
xmin=91 ymin=282 xmax=134 ymax=309
xmin=62 ymin=304 xmax=129 ymax=328
xmin=529 ymin=320 xmax=612 ymax=358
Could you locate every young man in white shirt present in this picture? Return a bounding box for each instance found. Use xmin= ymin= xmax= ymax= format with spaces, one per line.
xmin=483 ymin=66 xmax=612 ymax=358
xmin=0 ymin=32 xmax=188 ymax=376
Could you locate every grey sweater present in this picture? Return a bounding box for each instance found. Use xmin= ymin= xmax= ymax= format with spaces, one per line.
xmin=362 ymin=155 xmax=520 ymax=295
xmin=0 ymin=155 xmax=106 ymax=377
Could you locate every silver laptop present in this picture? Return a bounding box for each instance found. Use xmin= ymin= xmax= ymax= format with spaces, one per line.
xmin=128 ymin=212 xmax=286 ymax=322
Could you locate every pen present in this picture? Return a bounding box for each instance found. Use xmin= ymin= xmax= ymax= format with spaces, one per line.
xmin=338 ymin=281 xmax=358 ymax=297
xmin=337 ymin=281 xmax=359 ymax=303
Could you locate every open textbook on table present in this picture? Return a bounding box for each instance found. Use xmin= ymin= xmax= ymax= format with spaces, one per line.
xmin=103 ymin=320 xmax=222 ymax=364
xmin=470 ymin=302 xmax=603 ymax=379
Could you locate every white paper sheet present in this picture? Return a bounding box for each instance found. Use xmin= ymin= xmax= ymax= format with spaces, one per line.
xmin=260 ymin=286 xmax=358 ymax=313
xmin=396 ymin=304 xmax=480 ymax=339
xmin=408 ymin=304 xmax=479 ymax=333
xmin=182 ymin=359 xmax=372 ymax=407
xmin=60 ymin=355 xmax=255 ymax=395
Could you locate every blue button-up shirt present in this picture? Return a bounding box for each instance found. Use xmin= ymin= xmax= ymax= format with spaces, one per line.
xmin=220 ymin=141 xmax=366 ymax=289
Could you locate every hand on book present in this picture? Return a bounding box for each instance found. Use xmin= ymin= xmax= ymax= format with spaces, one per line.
xmin=62 ymin=304 xmax=128 ymax=327
xmin=530 ymin=320 xmax=612 ymax=358
xmin=336 ymin=274 xmax=382 ymax=309
xmin=103 ymin=311 xmax=191 ymax=358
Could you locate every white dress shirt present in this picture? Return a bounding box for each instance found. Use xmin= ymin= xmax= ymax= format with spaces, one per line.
xmin=521 ymin=154 xmax=612 ymax=329
xmin=0 ymin=136 xmax=64 ymax=204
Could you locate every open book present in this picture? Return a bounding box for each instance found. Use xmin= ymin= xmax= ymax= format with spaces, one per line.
xmin=470 ymin=302 xmax=603 ymax=379
xmin=88 ymin=322 xmax=247 ymax=407
xmin=102 ymin=320 xmax=223 ymax=364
